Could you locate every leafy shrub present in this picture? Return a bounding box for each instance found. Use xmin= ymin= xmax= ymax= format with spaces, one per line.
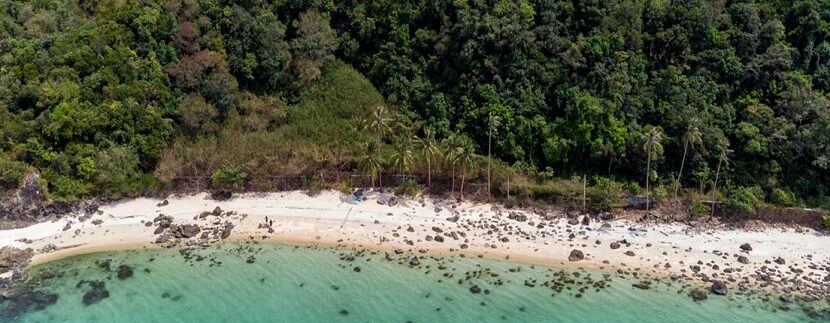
xmin=395 ymin=179 xmax=418 ymax=197
xmin=723 ymin=186 xmax=764 ymax=216
xmin=691 ymin=200 xmax=710 ymax=216
xmin=626 ymin=182 xmax=641 ymax=195
xmin=770 ymin=188 xmax=797 ymax=207
xmin=337 ymin=180 xmax=353 ymax=195
xmin=211 ymin=165 xmax=247 ymax=190
xmin=652 ymin=184 xmax=668 ymax=200
xmin=51 ymin=176 xmax=91 ymax=200
xmin=0 ymin=156 xmax=30 ymax=190
xmin=823 ymin=214 xmax=830 ymax=230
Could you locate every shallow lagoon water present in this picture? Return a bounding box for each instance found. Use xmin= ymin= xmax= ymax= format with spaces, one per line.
xmin=4 ymin=243 xmax=828 ymax=322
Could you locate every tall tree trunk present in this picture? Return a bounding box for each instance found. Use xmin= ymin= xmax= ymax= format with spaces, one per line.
xmin=645 ymin=146 xmax=652 ymax=212
xmin=379 ymin=171 xmax=383 ymax=191
xmin=451 ymin=165 xmax=456 ymax=196
xmin=460 ymin=165 xmax=466 ymax=200
xmin=488 ymin=127 xmax=492 ymax=201
xmin=427 ymin=157 xmax=432 ymax=190
xmin=674 ymin=140 xmax=689 ymax=200
xmin=711 ymin=157 xmax=723 ymax=217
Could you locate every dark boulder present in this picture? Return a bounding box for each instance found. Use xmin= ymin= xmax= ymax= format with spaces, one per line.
xmin=211 ymin=190 xmax=232 ymax=201
xmin=610 ymin=242 xmax=621 ymax=249
xmin=212 ymin=206 xmax=223 ymax=217
xmin=568 ymin=249 xmax=585 ymax=262
xmin=581 ymin=216 xmax=590 ymax=226
xmin=172 ymin=224 xmax=201 ymax=238
xmin=469 ymin=285 xmax=482 ymax=294
xmin=773 ymin=257 xmax=786 ymax=265
xmin=409 ymin=257 xmax=420 ymax=266
xmin=710 ymin=281 xmax=728 ymax=295
xmin=624 ymin=251 xmax=635 ymax=257
xmin=737 ymin=256 xmax=749 ymax=264
xmin=220 ymin=223 xmax=234 ymax=239
xmin=740 ymin=243 xmax=752 ymax=252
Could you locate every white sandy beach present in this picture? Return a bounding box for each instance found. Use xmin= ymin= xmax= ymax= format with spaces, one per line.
xmin=2 ymin=190 xmax=829 ymax=296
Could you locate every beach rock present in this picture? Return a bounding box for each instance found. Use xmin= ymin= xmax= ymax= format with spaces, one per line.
xmin=632 ymin=281 xmax=651 ymax=290
xmin=92 ymin=219 xmax=103 ymax=225
xmin=220 ymin=223 xmax=234 ymax=239
xmin=82 ymin=281 xmax=110 ymax=305
xmin=116 ymin=265 xmax=133 ymax=280
xmin=446 ymin=215 xmax=460 ymax=223
xmin=156 ymin=200 xmax=169 ymax=207
xmin=212 ymin=206 xmax=223 ymax=217
xmin=737 ymin=256 xmax=749 ymax=264
xmin=568 ymin=249 xmax=584 ymax=262
xmin=773 ymin=257 xmax=785 ymax=265
xmin=710 ymin=281 xmax=728 ymax=295
xmin=246 ymin=256 xmax=256 ymax=264
xmin=690 ymin=289 xmax=708 ymax=301
xmin=740 ymin=243 xmax=752 ymax=252
xmin=211 ymin=190 xmax=232 ymax=201
xmin=624 ymin=251 xmax=635 ymax=257
xmin=581 ymin=216 xmax=590 ymax=226
xmin=610 ymin=242 xmax=621 ymax=250
xmin=567 ymin=218 xmax=579 ymax=226
xmin=469 ymin=285 xmax=482 ymax=294
xmin=154 ymin=234 xmax=170 ymax=244
xmin=153 ymin=226 xmax=165 ymax=235
xmin=434 ymin=236 xmax=444 ymax=243
xmin=387 ymin=197 xmax=399 ymax=207
xmin=0 ymin=247 xmax=33 ymax=274
xmin=409 ymin=257 xmax=420 ymax=266
xmin=172 ymin=224 xmax=201 ymax=238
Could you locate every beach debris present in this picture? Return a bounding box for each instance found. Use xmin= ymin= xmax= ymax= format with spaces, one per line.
xmin=568 ymin=249 xmax=584 ymax=262
xmin=469 ymin=285 xmax=482 ymax=294
xmin=740 ymin=243 xmax=752 ymax=252
xmin=62 ymin=221 xmax=72 ymax=232
xmin=710 ymin=281 xmax=728 ymax=295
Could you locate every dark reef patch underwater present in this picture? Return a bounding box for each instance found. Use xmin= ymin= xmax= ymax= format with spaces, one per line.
xmin=2 ymin=243 xmax=829 ymax=322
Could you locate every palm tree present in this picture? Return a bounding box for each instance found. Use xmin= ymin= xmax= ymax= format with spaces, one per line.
xmin=389 ymin=136 xmax=414 ymax=178
xmin=642 ymin=127 xmax=663 ymax=211
xmin=365 ymin=105 xmax=392 ymax=144
xmin=674 ymin=126 xmax=702 ymax=199
xmin=711 ymin=147 xmax=732 ymax=217
xmin=442 ymin=134 xmax=463 ymax=196
xmin=414 ymin=128 xmax=441 ymax=189
xmin=455 ymin=135 xmax=478 ymax=200
xmin=487 ymin=113 xmax=501 ymax=201
xmin=359 ymin=141 xmax=384 ymax=189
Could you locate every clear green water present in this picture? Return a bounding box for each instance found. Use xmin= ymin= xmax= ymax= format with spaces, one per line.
xmin=3 ymin=243 xmax=828 ymax=322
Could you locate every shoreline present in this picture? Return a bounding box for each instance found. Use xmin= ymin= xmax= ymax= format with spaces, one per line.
xmin=3 ymin=190 xmax=830 ymax=301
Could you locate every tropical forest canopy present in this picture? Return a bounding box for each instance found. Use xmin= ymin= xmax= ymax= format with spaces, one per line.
xmin=0 ymin=0 xmax=829 ymax=209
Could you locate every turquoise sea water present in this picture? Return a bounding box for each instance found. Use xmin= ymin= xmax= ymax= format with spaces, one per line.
xmin=3 ymin=243 xmax=828 ymax=322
